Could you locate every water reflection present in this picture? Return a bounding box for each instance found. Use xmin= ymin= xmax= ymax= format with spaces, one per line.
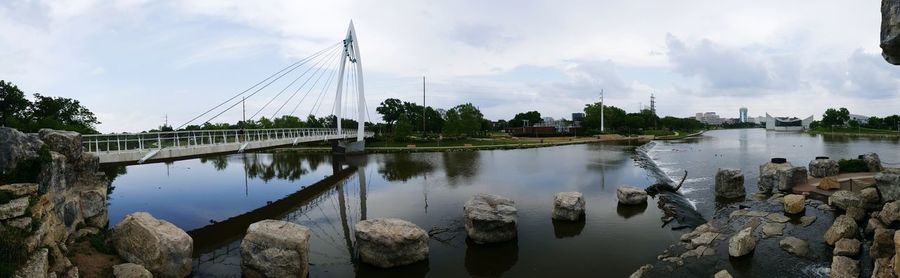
xmin=464 ymin=239 xmax=519 ymax=277
xmin=442 ymin=151 xmax=480 ymax=186
xmin=378 ymin=153 xmax=436 ymax=182
xmin=616 ymin=202 xmax=648 ymax=219
xmin=552 ymin=218 xmax=586 ymax=238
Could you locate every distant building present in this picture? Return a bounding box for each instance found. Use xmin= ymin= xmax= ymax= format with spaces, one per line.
xmin=571 ymin=113 xmax=585 ymax=122
xmin=695 ymin=112 xmax=724 ymax=125
xmin=739 ymin=107 xmax=748 ymax=123
xmin=765 ymin=113 xmax=814 ymax=131
xmin=849 ymin=114 xmax=869 ymax=125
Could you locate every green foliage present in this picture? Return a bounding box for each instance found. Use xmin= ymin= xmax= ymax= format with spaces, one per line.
xmin=393 ymin=114 xmax=413 ymax=141
xmin=583 ymin=102 xmax=626 ymax=131
xmin=0 ymin=80 xmax=101 ymax=133
xmin=821 ymin=107 xmax=850 ymax=128
xmin=443 ymin=103 xmax=485 ymax=137
xmin=508 ymin=111 xmax=542 ymax=128
xmin=376 ymin=98 xmax=404 ymax=125
xmin=838 ymin=159 xmax=869 ymax=172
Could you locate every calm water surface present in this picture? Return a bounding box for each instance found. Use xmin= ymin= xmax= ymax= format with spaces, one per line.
xmin=104 ymin=129 xmax=900 ymax=277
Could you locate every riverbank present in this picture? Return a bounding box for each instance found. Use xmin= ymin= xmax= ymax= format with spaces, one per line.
xmin=808 ymin=128 xmax=900 ymax=138
xmin=655 ymin=130 xmax=706 ymax=140
xmin=274 ymin=134 xmax=653 ymax=153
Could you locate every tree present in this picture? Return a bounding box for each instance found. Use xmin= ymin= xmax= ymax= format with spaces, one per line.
xmin=583 ymin=102 xmax=626 ymax=132
xmin=0 ymin=81 xmax=30 ymax=128
xmin=821 ymin=107 xmax=850 ymax=127
xmin=376 ymin=98 xmax=404 ymax=127
xmin=28 ymin=93 xmax=101 ymax=134
xmin=443 ymin=103 xmax=484 ymax=137
xmin=508 ymin=111 xmax=542 ymax=128
xmin=393 ymin=114 xmax=413 ymax=140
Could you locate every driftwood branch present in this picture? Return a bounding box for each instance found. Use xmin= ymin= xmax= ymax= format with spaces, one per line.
xmin=673 ymin=170 xmax=688 ymax=192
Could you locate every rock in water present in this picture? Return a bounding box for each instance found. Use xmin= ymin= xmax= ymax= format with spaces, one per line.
xmin=728 ymin=227 xmax=757 ymax=257
xmin=240 ymin=220 xmax=311 ymax=277
xmin=112 ymin=263 xmax=152 ymax=278
xmin=783 ymin=194 xmax=805 ymax=214
xmin=876 ymin=172 xmax=900 ymax=202
xmin=829 ymin=191 xmax=862 ymax=211
xmin=552 ymin=192 xmax=585 ymax=221
xmin=714 ymin=270 xmax=733 ymax=278
xmin=863 ymin=153 xmax=884 ymax=172
xmin=809 ymin=158 xmax=839 ymax=178
xmin=617 ymin=186 xmax=648 ymax=205
xmin=629 ymin=264 xmax=652 ymax=278
xmin=832 ymin=256 xmax=860 ymax=278
xmin=825 ymin=215 xmax=858 ymax=245
xmin=110 ymin=212 xmax=193 ymax=278
xmin=777 ymin=167 xmax=808 ymax=192
xmin=715 ymin=168 xmax=745 ymax=199
xmin=355 ymin=218 xmax=428 ymax=268
xmin=871 ymin=228 xmax=896 ymax=258
xmin=779 ymin=236 xmax=809 ymax=257
xmin=834 ymin=238 xmax=861 ymax=257
xmin=884 ymin=0 xmax=900 ymax=64
xmin=464 ymin=194 xmax=517 ymax=243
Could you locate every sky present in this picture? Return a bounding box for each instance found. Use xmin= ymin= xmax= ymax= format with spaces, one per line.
xmin=1 ymin=0 xmax=898 ymax=133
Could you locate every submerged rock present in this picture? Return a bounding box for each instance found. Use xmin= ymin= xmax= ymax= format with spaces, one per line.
xmin=779 ymin=236 xmax=809 ymax=257
xmin=464 ymin=194 xmax=518 ymax=243
xmin=884 ymin=0 xmax=900 ymax=64
xmin=552 ymin=192 xmax=585 ymax=221
xmin=783 ymin=194 xmax=805 ymax=214
xmin=877 ymin=172 xmax=900 ymax=202
xmin=714 ymin=270 xmax=733 ymax=278
xmin=110 ymin=212 xmax=193 ymax=278
xmin=809 ymin=158 xmax=839 ymax=178
xmin=617 ymin=186 xmax=648 ymax=205
xmin=831 ymin=256 xmax=860 ymax=278
xmin=728 ymin=227 xmax=756 ymax=257
xmin=241 ymin=220 xmax=311 ymax=277
xmin=761 ymin=222 xmax=785 ymax=238
xmin=715 ymin=168 xmax=745 ymax=199
xmin=829 ymin=191 xmax=862 ymax=211
xmin=112 ymin=263 xmax=152 ymax=278
xmin=825 ymin=215 xmax=858 ymax=246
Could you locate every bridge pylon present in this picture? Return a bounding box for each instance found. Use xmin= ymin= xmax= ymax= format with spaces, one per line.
xmin=332 ymin=21 xmax=367 ymax=155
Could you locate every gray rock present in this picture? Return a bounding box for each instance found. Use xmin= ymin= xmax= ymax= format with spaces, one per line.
xmin=809 ymin=158 xmax=840 ymax=178
xmin=884 ymin=0 xmax=900 ymax=64
xmin=552 ymin=192 xmax=585 ymax=221
xmin=861 ymin=187 xmax=881 ymax=204
xmin=758 ymin=161 xmax=793 ymax=194
xmin=0 ymin=127 xmax=43 ymax=177
xmin=110 ymin=212 xmax=193 ymax=278
xmin=728 ymin=227 xmax=757 ymax=257
xmin=834 ymin=238 xmax=861 ymax=257
xmin=714 ymin=270 xmax=733 ymax=278
xmin=870 ymin=228 xmax=896 ymax=258
xmin=881 ymin=201 xmax=900 ymax=226
xmin=873 ymin=257 xmax=894 ymax=278
xmin=867 ymin=218 xmax=887 ymax=237
xmin=74 ymin=227 xmax=100 ymax=239
xmin=464 ymin=194 xmax=517 ymax=243
xmin=715 ymin=168 xmax=745 ymax=199
xmin=616 ymin=186 xmax=647 ymax=205
xmin=241 ymin=220 xmax=311 ymax=277
xmin=0 ymin=183 xmax=38 ymax=197
xmin=765 ymin=213 xmax=790 ymax=223
xmin=761 ymin=222 xmax=785 ymax=238
xmin=846 ymin=206 xmax=866 ymax=223
xmin=830 ymin=256 xmax=859 ymax=278
xmin=38 ymin=129 xmax=82 ymax=161
xmin=876 ymin=172 xmax=900 ymax=202
xmin=800 ymin=215 xmax=817 ymax=227
xmin=862 ymin=153 xmax=884 ymax=172
xmin=829 ymin=191 xmax=862 ymax=211
xmin=0 ymin=197 xmax=29 ymax=220
xmin=629 ymin=264 xmax=653 ymax=278
xmin=779 ymin=236 xmax=809 ymax=257
xmin=79 ymin=189 xmax=106 ymax=219
xmin=825 ymin=215 xmax=858 ymax=245
xmin=112 ymin=263 xmax=152 ymax=278
xmin=355 ymin=218 xmax=428 ymax=268
xmin=15 ymin=248 xmax=48 ymax=278
xmin=6 ymin=216 xmax=32 ymax=230
xmin=689 ymin=232 xmax=720 ymax=249
xmin=777 ymin=166 xmax=808 ymax=192
xmin=783 ymin=194 xmax=805 ymax=214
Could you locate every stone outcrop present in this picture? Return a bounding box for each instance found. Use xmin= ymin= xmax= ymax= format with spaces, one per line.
xmin=240 ymin=220 xmax=311 ymax=277
xmin=552 ymin=192 xmax=585 ymax=221
xmin=728 ymin=227 xmax=756 ymax=257
xmin=884 ymin=0 xmax=900 ymax=64
xmin=113 ymin=263 xmax=153 ymax=278
xmin=829 ymin=191 xmax=862 ymax=211
xmin=714 ymin=168 xmax=745 ymax=199
xmin=629 ymin=264 xmax=652 ymax=278
xmin=355 ymin=218 xmax=428 ymax=268
xmin=863 ymin=153 xmax=884 ymax=172
xmin=779 ymin=236 xmax=809 ymax=257
xmin=877 ymin=172 xmax=900 ymax=202
xmin=14 ymin=248 xmax=48 ymax=278
xmin=809 ymin=158 xmax=839 ymax=178
xmin=0 ymin=183 xmax=38 ymax=196
xmin=825 ymin=215 xmax=858 ymax=245
xmin=111 ymin=212 xmax=193 ymax=278
xmin=0 ymin=127 xmax=44 ymax=176
xmin=617 ymin=186 xmax=648 ymax=205
xmin=831 ymin=256 xmax=860 ymax=278
xmin=783 ymin=194 xmax=805 ymax=214
xmin=38 ymin=129 xmax=83 ymax=161
xmin=464 ymin=194 xmax=517 ymax=243
xmin=872 ymin=228 xmax=896 ymax=258
xmin=0 ymin=197 xmax=29 ymax=220
xmin=757 ymin=161 xmax=794 ymax=193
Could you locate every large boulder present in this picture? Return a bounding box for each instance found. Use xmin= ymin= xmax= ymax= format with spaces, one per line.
xmin=552 ymin=192 xmax=585 ymax=221
xmin=783 ymin=194 xmax=805 ymax=214
xmin=38 ymin=129 xmax=82 ymax=161
xmin=877 ymin=172 xmax=900 ymax=202
xmin=0 ymin=127 xmax=44 ymax=177
xmin=834 ymin=238 xmax=861 ymax=257
xmin=616 ymin=186 xmax=648 ymax=205
xmin=355 ymin=218 xmax=428 ymax=268
xmin=884 ymin=0 xmax=900 ymax=64
xmin=825 ymin=215 xmax=858 ymax=245
xmin=831 ymin=256 xmax=860 ymax=278
xmin=862 ymin=153 xmax=884 ymax=172
xmin=715 ymin=168 xmax=745 ymax=199
xmin=110 ymin=212 xmax=193 ymax=277
xmin=779 ymin=236 xmax=809 ymax=257
xmin=809 ymin=158 xmax=839 ymax=178
xmin=829 ymin=191 xmax=862 ymax=211
xmin=240 ymin=220 xmax=311 ymax=277
xmin=14 ymin=248 xmax=48 ymax=278
xmin=758 ymin=161 xmax=793 ymax=194
xmin=0 ymin=197 xmax=29 ymax=220
xmin=882 ymin=201 xmax=900 ymax=226
xmin=113 ymin=263 xmax=152 ymax=278
xmin=862 ymin=187 xmax=881 ymax=204
xmin=728 ymin=227 xmax=756 ymax=257
xmin=871 ymin=228 xmax=896 ymax=258
xmin=80 ymin=189 xmax=106 ymax=219
xmin=464 ymin=194 xmax=517 ymax=243
xmin=777 ymin=166 xmax=808 ymax=192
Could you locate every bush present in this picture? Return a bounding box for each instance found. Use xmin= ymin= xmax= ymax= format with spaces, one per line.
xmin=838 ymin=159 xmax=868 ymax=173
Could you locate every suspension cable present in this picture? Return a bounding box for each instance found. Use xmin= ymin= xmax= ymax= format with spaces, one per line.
xmin=250 ymin=46 xmax=343 ymax=121
xmin=271 ymin=47 xmax=343 ymax=119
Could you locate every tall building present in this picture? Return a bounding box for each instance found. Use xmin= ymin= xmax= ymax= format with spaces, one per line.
xmin=694 ymin=112 xmax=724 ymax=125
xmin=739 ymin=107 xmax=748 ymax=123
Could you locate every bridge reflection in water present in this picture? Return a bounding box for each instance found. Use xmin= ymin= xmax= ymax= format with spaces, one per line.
xmin=189 ymin=155 xmax=369 ymax=277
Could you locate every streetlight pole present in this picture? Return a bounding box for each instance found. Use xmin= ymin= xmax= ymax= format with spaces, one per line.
xmin=600 ymin=89 xmax=605 ymax=133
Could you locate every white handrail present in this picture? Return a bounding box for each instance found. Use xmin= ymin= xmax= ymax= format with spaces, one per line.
xmin=82 ymin=128 xmax=372 ymax=153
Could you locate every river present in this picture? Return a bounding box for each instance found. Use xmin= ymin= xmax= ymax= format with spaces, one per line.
xmin=103 ymin=128 xmax=900 ymax=277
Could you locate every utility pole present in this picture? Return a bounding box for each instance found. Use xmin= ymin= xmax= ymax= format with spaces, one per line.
xmin=422 ymin=75 xmax=426 ymax=137
xmin=600 ymin=89 xmax=605 ymax=133
xmin=242 ymin=96 xmax=246 ymax=127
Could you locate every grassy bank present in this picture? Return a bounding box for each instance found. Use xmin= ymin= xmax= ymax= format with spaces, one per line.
xmin=808 ymin=127 xmax=900 ymax=137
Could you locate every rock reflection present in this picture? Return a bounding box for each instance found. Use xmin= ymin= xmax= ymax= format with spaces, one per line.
xmin=443 ymin=151 xmax=480 ymax=186
xmin=464 ymin=239 xmax=519 ymax=277
xmin=552 ymin=218 xmax=585 ymax=238
xmin=616 ymin=202 xmax=648 ymax=219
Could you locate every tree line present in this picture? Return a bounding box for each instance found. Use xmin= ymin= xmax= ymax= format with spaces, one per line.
xmin=0 ymin=81 xmax=101 ymax=134
xmin=811 ymin=107 xmax=900 ymax=130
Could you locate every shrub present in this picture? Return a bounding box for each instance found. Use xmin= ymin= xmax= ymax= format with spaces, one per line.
xmin=838 ymin=159 xmax=869 ymax=173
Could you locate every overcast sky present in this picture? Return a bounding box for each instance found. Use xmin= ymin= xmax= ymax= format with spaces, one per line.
xmin=2 ymin=0 xmax=898 ymax=133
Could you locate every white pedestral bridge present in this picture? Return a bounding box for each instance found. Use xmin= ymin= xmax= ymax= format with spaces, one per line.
xmin=85 ymin=22 xmax=372 ymax=164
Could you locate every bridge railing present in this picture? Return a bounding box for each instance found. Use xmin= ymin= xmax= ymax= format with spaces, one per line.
xmin=82 ymin=128 xmax=373 ymax=153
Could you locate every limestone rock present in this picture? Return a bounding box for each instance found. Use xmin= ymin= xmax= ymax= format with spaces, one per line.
xmin=552 ymin=192 xmax=585 ymax=221
xmin=810 ymin=158 xmax=840 ymax=178
xmin=714 ymin=270 xmax=733 ymax=278
xmin=112 ymin=263 xmax=152 ymax=278
xmin=38 ymin=129 xmax=82 ymax=161
xmin=834 ymin=238 xmax=861 ymax=257
xmin=0 ymin=183 xmax=38 ymax=197
xmin=15 ymin=248 xmax=48 ymax=278
xmin=780 ymin=236 xmax=809 ymax=257
xmin=829 ymin=191 xmax=862 ymax=211
xmin=846 ymin=206 xmax=866 ymax=223
xmin=758 ymin=161 xmax=793 ymax=194
xmin=884 ymin=0 xmax=900 ymax=64
xmin=783 ymin=194 xmax=805 ymax=214
xmin=0 ymin=127 xmax=43 ymax=177
xmin=616 ymin=186 xmax=648 ymax=205
xmin=761 ymin=222 xmax=785 ymax=238
xmin=862 ymin=187 xmax=882 ymax=204
xmin=869 ymin=218 xmax=888 ymax=237
xmin=689 ymin=232 xmax=720 ymax=249
xmin=464 ymin=194 xmax=517 ymax=244
xmin=882 ymin=201 xmax=900 ymax=226
xmin=6 ymin=216 xmax=32 ymax=230
xmin=765 ymin=213 xmax=790 ymax=223
xmin=355 ymin=218 xmax=428 ymax=268
xmin=877 ymin=172 xmax=900 ymax=202
xmin=831 ymin=256 xmax=859 ymax=278
xmin=825 ymin=215 xmax=858 ymax=245
xmin=728 ymin=227 xmax=756 ymax=257
xmin=863 ymin=153 xmax=884 ymax=172
xmin=800 ymin=215 xmax=817 ymax=227
xmin=873 ymin=257 xmax=895 ymax=278
xmin=629 ymin=264 xmax=652 ymax=278
xmin=715 ymin=168 xmax=745 ymax=199
xmin=241 ymin=220 xmax=311 ymax=277
xmin=79 ymin=189 xmax=106 ymax=219
xmin=777 ymin=166 xmax=808 ymax=192
xmin=0 ymin=197 xmax=29 ymax=220
xmin=110 ymin=212 xmax=193 ymax=278
xmin=819 ymin=177 xmax=842 ymax=190
xmin=873 ymin=228 xmax=896 ymax=258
